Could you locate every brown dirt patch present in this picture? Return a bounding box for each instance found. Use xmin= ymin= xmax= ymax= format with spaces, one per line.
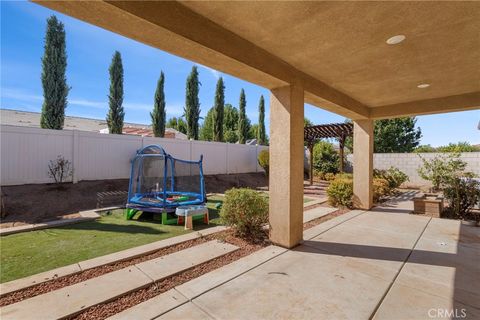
xmin=303 ymin=207 xmax=350 ymax=230
xmin=1 ymin=173 xmax=267 ymax=225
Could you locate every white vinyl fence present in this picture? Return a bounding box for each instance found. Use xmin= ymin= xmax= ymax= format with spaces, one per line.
xmin=0 ymin=125 xmax=268 ymax=186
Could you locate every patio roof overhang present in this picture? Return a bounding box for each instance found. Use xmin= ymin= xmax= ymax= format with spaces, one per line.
xmin=35 ymin=1 xmax=480 ymax=120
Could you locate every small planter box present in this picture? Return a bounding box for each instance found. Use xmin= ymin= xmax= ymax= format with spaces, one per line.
xmin=413 ymin=193 xmax=444 ymax=216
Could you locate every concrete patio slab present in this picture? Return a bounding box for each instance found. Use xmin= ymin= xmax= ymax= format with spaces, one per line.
xmin=108 ymin=289 xmax=188 ymax=320
xmin=303 ymin=206 xmax=337 ymax=223
xmin=176 ymin=245 xmax=287 ymax=300
xmin=0 ymin=266 xmax=152 ymax=320
xmin=373 ymin=282 xmax=480 ymax=320
xmin=190 ymin=247 xmax=393 ymax=320
xmin=156 ymin=302 xmax=212 ymax=320
xmin=302 ymin=209 xmax=366 ymax=240
xmin=136 ymin=241 xmax=238 ymax=281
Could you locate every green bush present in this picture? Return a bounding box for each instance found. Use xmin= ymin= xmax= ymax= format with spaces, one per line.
xmin=327 ymin=178 xmax=353 ymax=208
xmin=220 ymin=188 xmax=269 ymax=240
xmin=373 ymin=178 xmax=390 ymax=203
xmin=336 ymin=173 xmax=353 ymax=180
xmin=374 ymin=167 xmax=409 ymax=190
xmin=324 ymin=172 xmax=336 ymax=181
xmin=443 ymin=176 xmax=480 ymax=222
xmin=313 ymin=141 xmax=339 ymax=174
xmin=313 ymin=169 xmax=325 ymax=180
xmin=257 ymin=150 xmax=269 ymax=176
xmin=417 ymin=153 xmax=467 ymax=191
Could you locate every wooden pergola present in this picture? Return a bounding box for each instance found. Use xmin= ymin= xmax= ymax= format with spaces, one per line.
xmin=304 ymin=122 xmax=353 ymax=185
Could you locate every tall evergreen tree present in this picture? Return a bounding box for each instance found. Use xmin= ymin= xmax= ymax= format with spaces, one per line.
xmin=151 ymin=72 xmax=166 ymax=137
xmin=223 ymin=104 xmax=239 ymax=143
xmin=200 ymin=108 xmax=215 ymax=141
xmin=184 ymin=66 xmax=201 ymax=140
xmin=213 ymin=77 xmax=225 ymax=142
xmin=166 ymin=117 xmax=187 ymax=134
xmin=238 ymin=89 xmax=248 ymax=144
xmin=106 ymin=51 xmax=124 ymax=134
xmin=257 ymin=95 xmax=266 ymax=145
xmin=40 ymin=15 xmax=69 ymax=130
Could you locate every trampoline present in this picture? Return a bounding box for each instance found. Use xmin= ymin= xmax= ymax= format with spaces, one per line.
xmin=125 ymin=145 xmax=206 ymax=223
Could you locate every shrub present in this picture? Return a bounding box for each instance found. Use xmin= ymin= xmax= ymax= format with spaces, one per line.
xmin=443 ymin=176 xmax=480 ymax=222
xmin=220 ymin=188 xmax=269 ymax=240
xmin=324 ymin=172 xmax=336 ymax=181
xmin=336 ymin=173 xmax=353 ymax=180
xmin=417 ymin=153 xmax=466 ymax=191
xmin=313 ymin=141 xmax=339 ymax=174
xmin=47 ymin=155 xmax=73 ymax=184
xmin=327 ymin=178 xmax=353 ymax=208
xmin=374 ymin=167 xmax=409 ymax=190
xmin=257 ymin=150 xmax=269 ymax=176
xmin=373 ymin=178 xmax=390 ymax=203
xmin=313 ymin=169 xmax=325 ymax=180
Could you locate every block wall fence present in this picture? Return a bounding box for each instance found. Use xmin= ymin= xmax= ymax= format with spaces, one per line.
xmin=0 ymin=125 xmax=268 ymax=186
xmin=347 ymin=152 xmax=480 ymax=186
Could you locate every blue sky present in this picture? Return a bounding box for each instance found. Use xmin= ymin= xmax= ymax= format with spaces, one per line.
xmin=1 ymin=1 xmax=478 ymax=146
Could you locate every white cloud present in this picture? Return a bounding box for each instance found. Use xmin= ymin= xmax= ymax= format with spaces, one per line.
xmin=200 ymin=65 xmax=221 ymax=80
xmin=1 ymin=87 xmax=43 ymax=102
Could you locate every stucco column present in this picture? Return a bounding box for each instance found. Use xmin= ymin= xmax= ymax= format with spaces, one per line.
xmin=269 ymin=84 xmax=304 ymax=248
xmin=353 ymin=120 xmax=373 ymax=209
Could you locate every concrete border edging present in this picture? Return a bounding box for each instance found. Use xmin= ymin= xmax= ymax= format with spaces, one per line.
xmin=0 ymin=226 xmax=228 ymax=297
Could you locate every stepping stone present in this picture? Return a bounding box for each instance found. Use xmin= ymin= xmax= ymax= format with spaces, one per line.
xmin=303 ymin=206 xmax=337 ymax=223
xmin=1 ymin=240 xmax=238 ymax=320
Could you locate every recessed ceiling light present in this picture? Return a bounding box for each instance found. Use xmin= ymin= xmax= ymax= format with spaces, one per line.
xmin=386 ymin=35 xmax=406 ymax=45
xmin=417 ymin=83 xmax=430 ymax=89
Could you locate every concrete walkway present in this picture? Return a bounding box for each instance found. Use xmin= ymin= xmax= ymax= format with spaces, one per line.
xmin=132 ymin=209 xmax=479 ymax=320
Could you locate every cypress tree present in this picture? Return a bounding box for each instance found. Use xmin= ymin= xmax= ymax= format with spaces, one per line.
xmin=184 ymin=66 xmax=201 ymax=140
xmin=213 ymin=77 xmax=225 ymax=142
xmin=151 ymin=72 xmax=166 ymax=137
xmin=106 ymin=51 xmax=124 ymax=134
xmin=238 ymin=89 xmax=248 ymax=144
xmin=257 ymin=95 xmax=266 ymax=145
xmin=40 ymin=15 xmax=69 ymax=130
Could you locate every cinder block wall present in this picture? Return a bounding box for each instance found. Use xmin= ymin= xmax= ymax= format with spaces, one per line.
xmin=347 ymin=153 xmax=480 ymax=187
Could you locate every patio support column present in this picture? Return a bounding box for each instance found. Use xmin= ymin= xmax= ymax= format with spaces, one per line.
xmin=353 ymin=120 xmax=373 ymax=209
xmin=308 ymin=143 xmax=314 ymax=186
xmin=269 ymin=83 xmax=304 ymax=248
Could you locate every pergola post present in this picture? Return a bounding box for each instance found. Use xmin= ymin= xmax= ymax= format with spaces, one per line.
xmin=269 ymin=84 xmax=304 ymax=249
xmin=353 ymin=120 xmax=373 ymax=209
xmin=338 ymin=134 xmax=345 ymax=173
xmin=308 ymin=143 xmax=314 ymax=186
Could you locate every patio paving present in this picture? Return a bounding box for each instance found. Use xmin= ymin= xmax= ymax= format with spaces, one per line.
xmin=149 ymin=210 xmax=479 ymax=319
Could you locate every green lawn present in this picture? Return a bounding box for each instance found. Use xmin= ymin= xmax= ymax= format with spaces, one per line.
xmin=0 ymin=201 xmax=224 ymax=283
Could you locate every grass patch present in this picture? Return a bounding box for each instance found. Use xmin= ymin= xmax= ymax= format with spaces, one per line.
xmin=0 ymin=207 xmax=216 ymax=283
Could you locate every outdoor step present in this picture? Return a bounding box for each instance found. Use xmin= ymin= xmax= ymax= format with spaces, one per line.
xmin=303 ymin=207 xmax=337 ymax=223
xmin=0 ymin=240 xmax=239 ymax=320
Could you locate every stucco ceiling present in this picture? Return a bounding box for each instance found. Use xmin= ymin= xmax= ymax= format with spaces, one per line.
xmin=181 ymin=1 xmax=480 ymax=108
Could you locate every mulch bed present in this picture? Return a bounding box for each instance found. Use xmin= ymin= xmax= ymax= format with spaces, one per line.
xmin=1 ymin=206 xmax=349 ymax=320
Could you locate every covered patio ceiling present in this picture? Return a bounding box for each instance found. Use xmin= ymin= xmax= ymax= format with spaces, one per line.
xmin=36 ymin=1 xmax=480 ymax=120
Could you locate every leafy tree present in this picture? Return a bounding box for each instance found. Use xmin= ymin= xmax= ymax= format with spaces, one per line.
xmin=213 ymin=77 xmax=225 ymax=142
xmin=417 ymin=153 xmax=467 ymax=191
xmin=223 ymin=104 xmax=239 ymax=143
xmin=437 ymin=142 xmax=480 ymax=153
xmin=200 ymin=107 xmax=215 ymax=141
xmin=414 ymin=144 xmax=436 ymax=153
xmin=238 ymin=89 xmax=248 ymax=144
xmin=313 ymin=141 xmax=339 ymax=174
xmin=106 ymin=51 xmax=125 ymax=134
xmin=373 ymin=117 xmax=421 ymax=153
xmin=150 ymin=72 xmax=166 ymax=137
xmin=257 ymin=95 xmax=267 ymax=145
xmin=40 ymin=16 xmax=69 ymax=130
xmin=304 ymin=117 xmax=313 ymax=127
xmin=184 ymin=66 xmax=201 ymax=140
xmin=166 ymin=117 xmax=187 ymax=134
xmin=345 ymin=117 xmax=421 ymax=153
xmin=249 ymin=124 xmax=258 ymax=141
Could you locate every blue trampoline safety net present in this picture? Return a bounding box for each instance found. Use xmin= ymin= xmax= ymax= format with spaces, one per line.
xmin=127 ymin=145 xmax=205 ymax=211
